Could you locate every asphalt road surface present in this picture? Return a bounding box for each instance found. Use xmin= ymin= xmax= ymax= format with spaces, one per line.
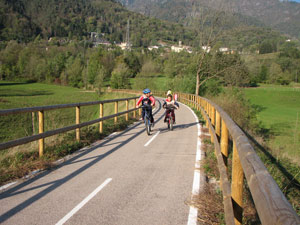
xmin=0 ymin=98 xmax=200 ymax=225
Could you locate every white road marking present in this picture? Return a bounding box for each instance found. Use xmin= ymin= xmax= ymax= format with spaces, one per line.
xmin=55 ymin=178 xmax=112 ymax=225
xmin=187 ymin=206 xmax=198 ymax=225
xmin=192 ymin=170 xmax=201 ymax=195
xmin=0 ymin=181 xmax=17 ymax=191
xmin=144 ymin=131 xmax=160 ymax=147
xmin=183 ymin=103 xmax=204 ymax=225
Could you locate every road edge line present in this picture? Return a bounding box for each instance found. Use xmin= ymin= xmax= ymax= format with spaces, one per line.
xmin=182 ymin=102 xmax=204 ymax=225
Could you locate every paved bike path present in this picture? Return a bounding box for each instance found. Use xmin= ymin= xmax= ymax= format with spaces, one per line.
xmin=0 ymin=98 xmax=199 ymax=225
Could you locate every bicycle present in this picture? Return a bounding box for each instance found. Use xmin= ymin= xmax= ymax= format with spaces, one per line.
xmin=164 ymin=105 xmax=177 ymax=131
xmin=142 ymin=104 xmax=153 ymax=135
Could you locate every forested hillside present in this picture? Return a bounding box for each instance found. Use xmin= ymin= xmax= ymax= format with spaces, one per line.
xmin=119 ymin=0 xmax=300 ymax=38
xmin=0 ymin=0 xmax=196 ymax=46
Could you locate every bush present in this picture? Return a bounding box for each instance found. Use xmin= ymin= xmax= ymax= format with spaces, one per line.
xmin=210 ymin=88 xmax=259 ymax=133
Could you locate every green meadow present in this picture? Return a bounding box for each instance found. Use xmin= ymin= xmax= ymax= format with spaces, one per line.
xmin=0 ymin=82 xmax=138 ymax=184
xmin=0 ymin=82 xmax=137 ymax=143
xmin=244 ymin=84 xmax=300 ymax=163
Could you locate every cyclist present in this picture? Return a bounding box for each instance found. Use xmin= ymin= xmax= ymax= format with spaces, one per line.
xmin=136 ymin=88 xmax=155 ymax=125
xmin=163 ymin=94 xmax=179 ymax=123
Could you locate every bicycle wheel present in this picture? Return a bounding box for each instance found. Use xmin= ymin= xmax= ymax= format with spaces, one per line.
xmin=145 ymin=117 xmax=150 ymax=135
xmin=170 ymin=117 xmax=173 ymax=131
xmin=148 ymin=118 xmax=152 ymax=132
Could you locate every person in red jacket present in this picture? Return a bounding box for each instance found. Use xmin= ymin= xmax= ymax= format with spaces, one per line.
xmin=136 ymin=88 xmax=155 ymax=125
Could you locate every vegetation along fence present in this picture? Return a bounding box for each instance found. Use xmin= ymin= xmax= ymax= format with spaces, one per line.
xmin=0 ymin=96 xmax=140 ymax=157
xmin=113 ymin=89 xmax=300 ymax=225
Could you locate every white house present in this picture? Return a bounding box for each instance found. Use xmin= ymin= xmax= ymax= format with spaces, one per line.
xmin=148 ymin=46 xmax=159 ymax=51
xmin=202 ymin=46 xmax=211 ymax=53
xmin=171 ymin=41 xmax=192 ymax=53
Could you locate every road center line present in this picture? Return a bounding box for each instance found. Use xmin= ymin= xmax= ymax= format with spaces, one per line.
xmin=55 ymin=178 xmax=112 ymax=225
xmin=144 ymin=131 xmax=160 ymax=147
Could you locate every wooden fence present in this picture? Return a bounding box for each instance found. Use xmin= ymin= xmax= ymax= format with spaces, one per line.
xmin=114 ymin=89 xmax=300 ymax=225
xmin=0 ymin=96 xmax=140 ymax=156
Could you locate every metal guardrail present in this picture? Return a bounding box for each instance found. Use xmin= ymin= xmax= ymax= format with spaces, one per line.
xmin=0 ymin=96 xmax=140 ymax=156
xmin=114 ymin=89 xmax=300 ymax=225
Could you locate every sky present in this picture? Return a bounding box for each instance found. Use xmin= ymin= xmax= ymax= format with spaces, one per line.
xmin=290 ymin=0 xmax=300 ymax=2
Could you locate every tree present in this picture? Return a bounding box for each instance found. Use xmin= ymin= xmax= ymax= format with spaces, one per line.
xmin=110 ymin=63 xmax=130 ymax=89
xmin=124 ymin=52 xmax=142 ymax=77
xmin=193 ymin=4 xmax=236 ymax=95
xmin=259 ymin=40 xmax=276 ymax=54
xmin=64 ymin=56 xmax=84 ymax=88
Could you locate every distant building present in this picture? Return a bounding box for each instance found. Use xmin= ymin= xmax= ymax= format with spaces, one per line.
xmin=171 ymin=41 xmax=192 ymax=53
xmin=148 ymin=46 xmax=159 ymax=51
xmin=218 ymin=47 xmax=236 ymax=54
xmin=91 ymin=32 xmax=111 ymax=47
xmin=117 ymin=42 xmax=132 ymax=50
xmin=219 ymin=47 xmax=229 ymax=52
xmin=202 ymin=46 xmax=211 ymax=53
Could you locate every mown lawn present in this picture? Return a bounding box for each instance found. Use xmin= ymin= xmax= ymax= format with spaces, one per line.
xmin=244 ymin=84 xmax=300 ymax=163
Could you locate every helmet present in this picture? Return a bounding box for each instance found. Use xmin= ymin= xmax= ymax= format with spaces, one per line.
xmin=167 ymin=94 xmax=173 ymax=98
xmin=143 ymin=88 xmax=151 ymax=94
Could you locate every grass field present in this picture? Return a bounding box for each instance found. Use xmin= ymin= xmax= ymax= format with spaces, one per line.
xmin=0 ymin=81 xmax=139 ymax=184
xmin=244 ymin=84 xmax=300 ymax=163
xmin=0 ymin=81 xmax=137 ymax=142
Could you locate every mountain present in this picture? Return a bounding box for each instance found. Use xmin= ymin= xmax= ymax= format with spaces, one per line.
xmin=118 ymin=0 xmax=300 ymax=38
xmin=0 ymin=0 xmax=197 ymax=46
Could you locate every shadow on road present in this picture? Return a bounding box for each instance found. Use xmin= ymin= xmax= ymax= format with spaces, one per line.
xmin=159 ymin=122 xmax=199 ymax=134
xmin=0 ymin=99 xmax=164 ymax=223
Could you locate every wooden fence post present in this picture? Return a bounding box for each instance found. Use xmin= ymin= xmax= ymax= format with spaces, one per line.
xmin=221 ymin=119 xmax=228 ymax=171
xmin=139 ymin=105 xmax=142 ymax=116
xmin=216 ymin=111 xmax=221 ymax=136
xmin=126 ymin=100 xmax=129 ymax=121
xmin=114 ymin=101 xmax=118 ymax=124
xmin=32 ymin=112 xmax=35 ymax=135
xmin=133 ymin=99 xmax=136 ymax=118
xmin=99 ymin=103 xmax=103 ymax=133
xmin=38 ymin=110 xmax=44 ymax=157
xmin=211 ymin=106 xmax=215 ymax=126
xmin=205 ymin=101 xmax=209 ymax=128
xmin=193 ymin=95 xmax=196 ymax=108
xmin=76 ymin=106 xmax=80 ymax=141
xmin=232 ymin=141 xmax=244 ymax=225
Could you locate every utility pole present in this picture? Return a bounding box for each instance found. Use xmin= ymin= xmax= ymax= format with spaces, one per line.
xmin=125 ymin=19 xmax=131 ymax=50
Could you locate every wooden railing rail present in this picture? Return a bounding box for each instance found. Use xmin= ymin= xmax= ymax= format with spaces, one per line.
xmin=112 ymin=89 xmax=300 ymax=225
xmin=0 ymin=97 xmax=138 ymax=116
xmin=0 ymin=96 xmax=140 ymax=156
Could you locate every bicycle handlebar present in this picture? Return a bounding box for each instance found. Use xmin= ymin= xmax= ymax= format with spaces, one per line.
xmin=164 ymin=105 xmax=177 ymax=110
